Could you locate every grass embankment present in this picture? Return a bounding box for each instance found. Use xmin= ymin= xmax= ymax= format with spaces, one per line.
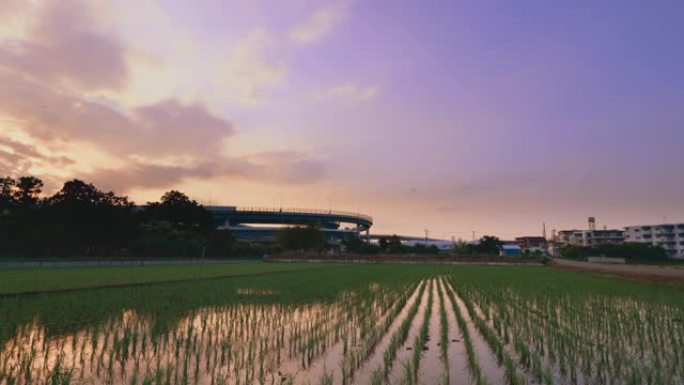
xmin=0 ymin=262 xmax=333 ymax=295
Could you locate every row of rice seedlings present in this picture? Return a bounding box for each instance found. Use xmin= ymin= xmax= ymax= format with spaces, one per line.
xmin=466 ymin=284 xmax=599 ymax=384
xmin=442 ymin=279 xmax=487 ymax=385
xmin=454 ymin=284 xmax=527 ymax=385
xmin=436 ymin=279 xmax=449 ymax=385
xmin=397 ymin=279 xmax=433 ymax=385
xmin=305 ymin=281 xmax=418 ymax=385
xmin=509 ymin=292 xmax=677 ymax=384
xmin=0 ymin=280 xmax=407 ymax=385
xmin=373 ymin=280 xmax=427 ymax=383
xmin=339 ymin=281 xmax=420 ymax=385
xmin=453 ymin=277 xmax=684 ymax=385
xmin=482 ymin=290 xmax=569 ymax=385
xmin=353 ymin=280 xmax=426 ymax=385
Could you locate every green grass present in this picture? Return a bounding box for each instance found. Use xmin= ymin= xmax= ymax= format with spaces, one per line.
xmin=0 ymin=262 xmax=334 ymax=295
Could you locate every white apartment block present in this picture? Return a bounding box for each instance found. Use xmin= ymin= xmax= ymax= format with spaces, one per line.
xmin=557 ymin=229 xmax=625 ymax=247
xmin=624 ymin=223 xmax=684 ymax=259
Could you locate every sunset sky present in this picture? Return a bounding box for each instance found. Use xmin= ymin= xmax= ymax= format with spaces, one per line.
xmin=1 ymin=0 xmax=683 ymax=239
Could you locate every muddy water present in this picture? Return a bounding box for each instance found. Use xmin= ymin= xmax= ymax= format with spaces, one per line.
xmin=0 ymin=284 xmax=403 ymax=385
xmin=352 ymin=280 xmax=425 ymax=385
xmin=387 ymin=280 xmax=432 ymax=384
xmin=282 ymin=285 xmax=407 ymax=385
xmin=437 ymin=279 xmax=470 ymax=385
xmin=466 ymin=294 xmax=538 ymax=385
xmin=445 ymin=281 xmax=506 ymax=385
xmin=418 ymin=280 xmax=446 ymax=385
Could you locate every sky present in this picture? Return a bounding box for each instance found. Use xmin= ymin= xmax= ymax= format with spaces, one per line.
xmin=1 ymin=0 xmax=683 ymax=239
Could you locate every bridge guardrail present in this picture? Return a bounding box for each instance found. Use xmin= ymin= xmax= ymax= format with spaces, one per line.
xmin=234 ymin=206 xmax=373 ymax=224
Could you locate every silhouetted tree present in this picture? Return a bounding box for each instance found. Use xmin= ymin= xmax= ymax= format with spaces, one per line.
xmin=0 ymin=177 xmax=15 ymax=211
xmin=13 ymin=176 xmax=43 ymax=206
xmin=44 ymin=179 xmax=135 ymax=256
xmin=0 ymin=174 xmax=279 ymax=259
xmin=387 ymin=235 xmax=405 ymax=253
xmin=342 ymin=236 xmax=380 ymax=254
xmin=144 ymin=190 xmax=213 ymax=234
xmin=276 ymin=225 xmax=326 ymax=251
xmin=378 ymin=237 xmax=389 ymax=252
xmin=476 ymin=235 xmax=502 ymax=254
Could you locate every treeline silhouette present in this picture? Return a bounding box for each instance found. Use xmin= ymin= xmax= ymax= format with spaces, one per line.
xmin=0 ymin=176 xmax=262 ymax=259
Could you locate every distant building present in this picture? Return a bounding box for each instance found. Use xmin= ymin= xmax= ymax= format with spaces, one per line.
xmin=515 ymin=236 xmax=546 ymax=249
xmin=557 ymin=229 xmax=624 ymax=247
xmin=499 ymin=244 xmax=522 ymax=257
xmin=403 ymin=239 xmax=453 ymax=252
xmin=624 ymin=223 xmax=684 ymax=259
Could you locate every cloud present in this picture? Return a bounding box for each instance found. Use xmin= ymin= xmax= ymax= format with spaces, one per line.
xmin=84 ymin=151 xmax=325 ymax=192
xmin=288 ymin=3 xmax=348 ymax=45
xmin=315 ymin=84 xmax=379 ymax=102
xmin=0 ymin=71 xmax=232 ymax=157
xmin=215 ymin=29 xmax=286 ymax=107
xmin=242 ymin=151 xmax=326 ymax=183
xmin=0 ymin=0 xmax=127 ymax=91
xmin=132 ymin=100 xmax=236 ymax=156
xmin=0 ymin=0 xmax=325 ymax=193
xmin=0 ymin=135 xmax=73 ymax=176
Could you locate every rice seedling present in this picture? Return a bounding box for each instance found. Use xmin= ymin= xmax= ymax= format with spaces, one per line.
xmin=1 ymin=264 xmax=682 ymax=385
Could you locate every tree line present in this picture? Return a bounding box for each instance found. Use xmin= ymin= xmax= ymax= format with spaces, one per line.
xmin=561 ymin=243 xmax=668 ymax=262
xmin=0 ymin=175 xmax=265 ymax=259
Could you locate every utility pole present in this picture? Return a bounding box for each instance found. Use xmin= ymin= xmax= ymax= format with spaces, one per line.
xmin=543 ymin=222 xmax=547 ymax=240
xmin=424 ymin=229 xmax=428 ymax=244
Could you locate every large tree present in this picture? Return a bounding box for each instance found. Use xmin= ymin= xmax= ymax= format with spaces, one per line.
xmin=144 ymin=190 xmax=214 ymax=233
xmin=13 ymin=176 xmax=43 ymax=206
xmin=0 ymin=177 xmax=15 ymax=211
xmin=44 ymin=179 xmax=135 ymax=256
xmin=476 ymin=235 xmax=502 ymax=254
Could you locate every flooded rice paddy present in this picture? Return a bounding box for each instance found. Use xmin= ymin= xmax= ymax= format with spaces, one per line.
xmin=0 ymin=265 xmax=683 ymax=385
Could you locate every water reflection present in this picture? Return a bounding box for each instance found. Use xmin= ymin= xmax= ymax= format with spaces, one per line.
xmin=0 ymin=284 xmax=399 ymax=385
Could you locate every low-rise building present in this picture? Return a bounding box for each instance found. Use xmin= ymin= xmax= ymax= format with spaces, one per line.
xmin=624 ymin=223 xmax=684 ymax=259
xmin=515 ymin=236 xmax=546 ymax=249
xmin=557 ymin=229 xmax=624 ymax=247
xmin=500 ymin=244 xmax=522 ymax=257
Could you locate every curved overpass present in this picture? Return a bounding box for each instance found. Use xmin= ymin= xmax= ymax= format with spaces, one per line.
xmin=206 ymin=206 xmax=373 ymax=243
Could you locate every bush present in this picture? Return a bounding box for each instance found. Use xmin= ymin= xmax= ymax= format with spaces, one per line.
xmin=561 ymin=243 xmax=668 ymax=262
xmin=276 ymin=225 xmax=326 ymax=251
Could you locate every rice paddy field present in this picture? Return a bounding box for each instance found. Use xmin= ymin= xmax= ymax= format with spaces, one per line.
xmin=0 ymin=263 xmax=682 ymax=385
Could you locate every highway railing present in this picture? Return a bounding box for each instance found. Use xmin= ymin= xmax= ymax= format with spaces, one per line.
xmin=234 ymin=206 xmax=373 ymax=224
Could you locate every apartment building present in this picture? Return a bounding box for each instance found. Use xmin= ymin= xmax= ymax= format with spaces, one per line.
xmin=557 ymin=229 xmax=625 ymax=247
xmin=624 ymin=223 xmax=684 ymax=258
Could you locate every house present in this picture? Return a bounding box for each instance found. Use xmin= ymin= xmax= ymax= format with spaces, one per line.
xmin=499 ymin=244 xmax=522 ymax=257
xmin=515 ymin=236 xmax=546 ymax=249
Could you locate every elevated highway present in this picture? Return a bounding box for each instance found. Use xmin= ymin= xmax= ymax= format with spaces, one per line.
xmin=206 ymin=206 xmax=373 ymax=243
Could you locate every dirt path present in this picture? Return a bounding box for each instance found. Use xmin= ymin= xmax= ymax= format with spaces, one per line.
xmin=553 ymin=259 xmax=684 ymax=283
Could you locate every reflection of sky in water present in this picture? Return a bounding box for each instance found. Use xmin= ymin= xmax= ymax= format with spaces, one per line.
xmin=0 ymin=282 xmax=401 ymax=385
xmin=1 ymin=278 xmax=681 ymax=385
